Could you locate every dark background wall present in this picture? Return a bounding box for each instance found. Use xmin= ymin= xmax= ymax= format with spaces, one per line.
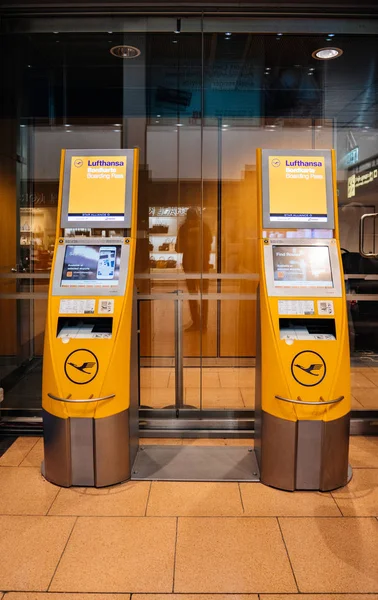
xmin=1 ymin=0 xmax=378 ymax=15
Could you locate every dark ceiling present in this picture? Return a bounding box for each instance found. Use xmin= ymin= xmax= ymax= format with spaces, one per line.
xmin=1 ymin=0 xmax=378 ymax=15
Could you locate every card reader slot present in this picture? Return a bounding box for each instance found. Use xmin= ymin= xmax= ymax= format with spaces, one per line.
xmin=57 ymin=317 xmax=113 ymax=339
xmin=279 ymin=318 xmax=336 ymax=341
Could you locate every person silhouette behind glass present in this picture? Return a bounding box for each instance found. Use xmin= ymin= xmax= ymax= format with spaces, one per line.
xmin=175 ymin=207 xmax=212 ymax=332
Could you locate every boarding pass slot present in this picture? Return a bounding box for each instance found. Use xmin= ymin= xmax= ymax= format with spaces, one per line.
xmin=57 ymin=317 xmax=113 ymax=340
xmin=279 ymin=318 xmax=336 ymax=341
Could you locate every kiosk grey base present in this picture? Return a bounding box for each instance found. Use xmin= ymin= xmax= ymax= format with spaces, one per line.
xmin=256 ymin=411 xmax=350 ymax=491
xmin=42 ymin=296 xmax=139 ymax=488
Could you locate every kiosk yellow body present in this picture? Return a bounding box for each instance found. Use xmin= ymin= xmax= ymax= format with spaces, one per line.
xmin=42 ymin=149 xmax=139 ymax=487
xmin=255 ymin=149 xmax=351 ymax=491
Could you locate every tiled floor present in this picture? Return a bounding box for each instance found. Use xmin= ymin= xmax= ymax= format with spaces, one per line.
xmin=0 ymin=435 xmax=378 ymax=597
xmin=140 ymin=366 xmax=378 ymax=410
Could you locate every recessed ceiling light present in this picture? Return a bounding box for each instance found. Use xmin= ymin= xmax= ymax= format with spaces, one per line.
xmin=110 ymin=45 xmax=141 ymax=59
xmin=114 ymin=123 xmax=122 ymax=126
xmin=225 ymin=32 xmax=232 ymax=36
xmin=64 ymin=124 xmax=71 ymax=127
xmin=108 ymin=31 xmax=113 ymax=34
xmin=114 ymin=129 xmax=121 ymax=132
xmin=157 ymin=114 xmax=161 ymax=118
xmin=20 ymin=124 xmax=26 ymax=128
xmin=53 ymin=31 xmax=59 ymax=34
xmin=176 ymin=123 xmax=183 ymax=127
xmin=309 ymin=67 xmax=315 ymax=71
xmin=328 ymin=33 xmax=335 ymax=37
xmin=172 ymin=40 xmax=178 ymax=44
xmin=312 ymin=47 xmax=343 ymax=60
xmin=66 ymin=130 xmax=72 ymax=133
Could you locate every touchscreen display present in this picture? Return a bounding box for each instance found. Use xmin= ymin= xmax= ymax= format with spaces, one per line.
xmin=61 ymin=245 xmax=122 ymax=287
xmin=272 ymin=245 xmax=333 ymax=288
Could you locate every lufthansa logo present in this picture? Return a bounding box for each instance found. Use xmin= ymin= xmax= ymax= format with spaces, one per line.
xmin=74 ymin=159 xmax=83 ymax=168
xmin=291 ymin=350 xmax=326 ymax=387
xmin=271 ymin=158 xmax=281 ymax=168
xmin=64 ymin=349 xmax=99 ymax=385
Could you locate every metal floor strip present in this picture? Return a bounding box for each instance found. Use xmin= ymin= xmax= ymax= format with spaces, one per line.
xmin=131 ymin=445 xmax=260 ymax=482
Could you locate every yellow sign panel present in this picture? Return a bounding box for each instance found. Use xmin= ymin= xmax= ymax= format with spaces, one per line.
xmin=68 ymin=155 xmax=127 ymax=222
xmin=268 ymin=155 xmax=327 ymax=223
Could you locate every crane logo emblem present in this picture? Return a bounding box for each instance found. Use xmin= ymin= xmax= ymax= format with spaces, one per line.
xmin=64 ymin=349 xmax=99 ymax=385
xmin=291 ymin=351 xmax=326 ymax=387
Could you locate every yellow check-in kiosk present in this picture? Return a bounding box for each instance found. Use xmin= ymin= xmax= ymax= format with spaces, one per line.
xmin=42 ymin=149 xmax=139 ymax=487
xmin=255 ymin=149 xmax=351 ymax=491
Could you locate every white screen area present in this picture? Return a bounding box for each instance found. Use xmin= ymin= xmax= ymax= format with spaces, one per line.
xmin=61 ymin=245 xmax=122 ymax=288
xmin=272 ymin=245 xmax=333 ymax=288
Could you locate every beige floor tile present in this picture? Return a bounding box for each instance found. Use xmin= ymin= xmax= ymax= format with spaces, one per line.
xmin=20 ymin=438 xmax=44 ymax=467
xmin=0 ymin=437 xmax=39 ymax=466
xmin=351 ymin=372 xmax=377 ymax=389
xmin=359 ymin=369 xmax=378 ymax=386
xmin=202 ymin=370 xmax=221 ymax=387
xmin=349 ymin=436 xmax=378 ymax=468
xmin=49 ymin=481 xmax=150 ymax=516
xmin=174 ymin=517 xmax=297 ymax=593
xmin=224 ymin=438 xmax=254 ymax=447
xmin=139 ymin=387 xmax=176 ymax=408
xmin=178 ymin=370 xmax=221 ymax=388
xmin=240 ymin=483 xmax=341 ymax=517
xmin=140 ymin=438 xmax=183 ymax=446
xmin=50 ymin=516 xmax=176 ymax=593
xmin=181 ymin=438 xmax=227 ymax=446
xmin=0 ymin=467 xmax=59 ymax=515
xmin=352 ymin=387 xmax=378 ymax=408
xmin=262 ymin=595 xmax=378 ymax=600
xmin=5 ymin=595 xmax=130 ymax=600
xmin=184 ymin=388 xmax=201 ymax=407
xmin=219 ymin=369 xmax=255 ymax=388
xmin=240 ymin=388 xmax=255 ymax=408
xmin=135 ymin=596 xmax=258 ymax=600
xmin=0 ymin=515 xmax=75 ymax=591
xmin=140 ymin=368 xmax=172 ymax=388
xmin=170 ymin=369 xmax=221 ymax=389
xmin=147 ymin=482 xmax=243 ymax=516
xmin=185 ymin=387 xmax=245 ymax=408
xmin=169 ymin=369 xmax=200 ymax=388
xmin=279 ymin=517 xmax=378 ymax=592
xmin=351 ymin=395 xmax=364 ymax=409
xmin=332 ymin=469 xmax=378 ymax=516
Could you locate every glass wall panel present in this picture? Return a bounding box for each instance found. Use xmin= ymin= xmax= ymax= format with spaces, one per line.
xmin=1 ymin=19 xmax=378 ymax=418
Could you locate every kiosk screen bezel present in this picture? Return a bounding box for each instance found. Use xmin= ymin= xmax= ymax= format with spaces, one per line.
xmin=261 ymin=149 xmax=335 ymax=230
xmin=52 ymin=238 xmax=130 ymax=296
xmin=60 ymin=149 xmax=135 ymax=229
xmin=264 ymin=239 xmax=342 ymax=298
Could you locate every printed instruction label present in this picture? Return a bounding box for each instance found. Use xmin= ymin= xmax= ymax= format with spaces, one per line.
xmin=59 ymin=299 xmax=96 ymax=315
xmin=317 ymin=300 xmax=334 ymax=315
xmin=278 ymin=300 xmax=315 ymax=316
xmin=98 ymin=299 xmax=115 ymax=314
